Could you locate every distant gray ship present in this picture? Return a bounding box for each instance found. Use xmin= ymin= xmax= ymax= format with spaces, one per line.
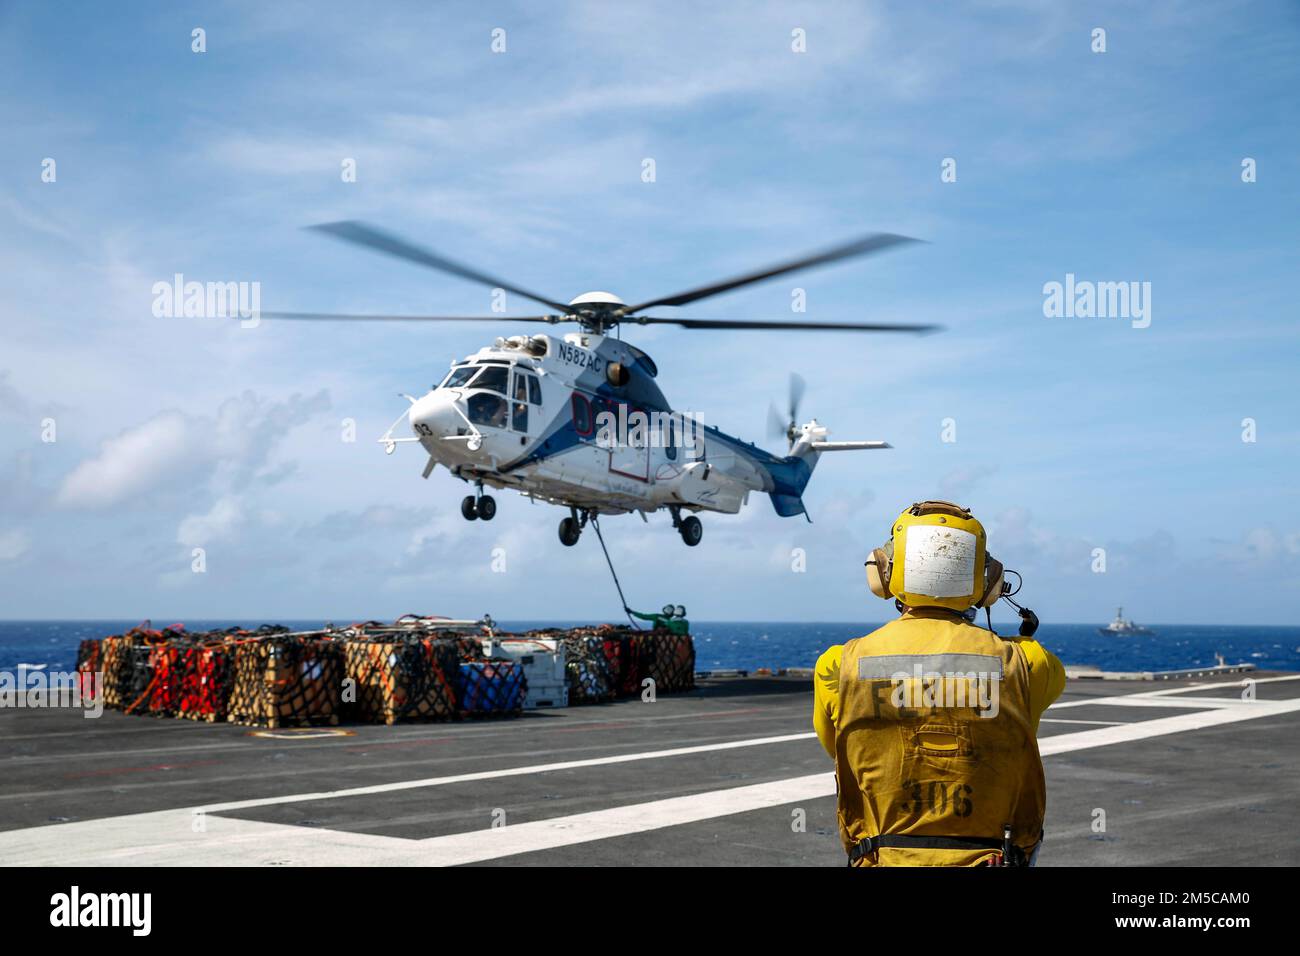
xmin=1099 ymin=606 xmax=1155 ymax=636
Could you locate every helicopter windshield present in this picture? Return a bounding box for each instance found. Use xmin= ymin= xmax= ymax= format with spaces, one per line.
xmin=439 ymin=364 xmax=510 ymax=394
xmin=440 ymin=366 xmax=477 ymax=389
xmin=470 ymin=365 xmax=509 ymax=395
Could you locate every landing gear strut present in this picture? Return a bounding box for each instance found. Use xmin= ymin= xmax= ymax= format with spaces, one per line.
xmin=461 ymin=483 xmax=496 ymax=521
xmin=670 ymin=506 xmax=703 ymax=547
xmin=558 ymin=507 xmax=587 ymax=547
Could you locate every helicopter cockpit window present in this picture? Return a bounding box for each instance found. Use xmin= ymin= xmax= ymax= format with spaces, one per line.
xmin=471 ymin=365 xmax=509 ymax=395
xmin=528 ymin=376 xmax=541 ymax=405
xmin=511 ymin=401 xmax=528 ymax=433
xmin=467 ymin=393 xmax=508 ymax=429
xmin=513 ymin=373 xmax=528 ymax=403
xmin=441 ymin=366 xmax=477 ymax=389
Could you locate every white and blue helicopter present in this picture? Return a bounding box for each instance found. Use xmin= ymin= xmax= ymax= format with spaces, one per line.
xmin=267 ymin=222 xmax=938 ymax=547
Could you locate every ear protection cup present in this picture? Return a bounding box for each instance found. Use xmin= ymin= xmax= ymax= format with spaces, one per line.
xmin=977 ymin=554 xmax=1005 ymax=608
xmin=866 ymin=542 xmax=893 ymax=599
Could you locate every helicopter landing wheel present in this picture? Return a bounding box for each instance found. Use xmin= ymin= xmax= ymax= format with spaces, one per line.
xmin=679 ymin=515 xmax=702 ymax=547
xmin=477 ymin=495 xmax=497 ymax=521
xmin=461 ymin=495 xmax=479 ymax=521
xmin=558 ymin=516 xmax=582 ymax=547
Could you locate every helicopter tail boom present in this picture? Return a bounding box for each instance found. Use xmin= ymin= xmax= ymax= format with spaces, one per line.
xmin=763 ymin=428 xmax=891 ymax=518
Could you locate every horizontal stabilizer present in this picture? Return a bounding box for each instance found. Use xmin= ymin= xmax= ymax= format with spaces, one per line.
xmin=810 ymin=440 xmax=891 ymax=451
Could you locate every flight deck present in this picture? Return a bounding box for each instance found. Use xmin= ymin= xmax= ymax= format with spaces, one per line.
xmin=1 ymin=671 xmax=1296 ymax=866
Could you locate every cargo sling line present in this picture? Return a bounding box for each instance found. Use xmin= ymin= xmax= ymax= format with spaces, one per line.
xmin=589 ymin=514 xmax=641 ymax=630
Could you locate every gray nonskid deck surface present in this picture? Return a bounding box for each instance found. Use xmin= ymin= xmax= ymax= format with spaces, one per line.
xmin=0 ymin=673 xmax=1295 ymax=866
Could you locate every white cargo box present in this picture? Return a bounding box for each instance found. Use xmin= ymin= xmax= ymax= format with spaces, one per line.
xmin=484 ymin=639 xmax=566 ymax=681
xmin=523 ymin=683 xmax=569 ymax=710
xmin=484 ymin=639 xmax=568 ymax=708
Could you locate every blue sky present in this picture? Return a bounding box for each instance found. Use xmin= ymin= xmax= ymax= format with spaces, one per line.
xmin=1 ymin=1 xmax=1297 ymax=625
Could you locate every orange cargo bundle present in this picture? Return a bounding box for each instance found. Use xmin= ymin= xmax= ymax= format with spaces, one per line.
xmin=343 ymin=639 xmax=457 ymax=724
xmin=226 ymin=635 xmax=343 ymax=729
xmin=176 ymin=642 xmax=234 ymax=721
xmin=139 ymin=643 xmax=184 ymax=716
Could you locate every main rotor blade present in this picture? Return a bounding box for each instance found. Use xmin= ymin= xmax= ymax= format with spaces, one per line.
xmin=629 ymin=316 xmax=942 ymax=333
xmin=621 ymin=233 xmax=923 ymax=313
xmin=307 ymin=221 xmax=572 ymax=313
xmin=258 ymin=311 xmax=558 ymax=323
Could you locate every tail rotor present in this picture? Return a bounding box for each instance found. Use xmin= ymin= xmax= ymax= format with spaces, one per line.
xmin=767 ymin=373 xmax=806 ymax=450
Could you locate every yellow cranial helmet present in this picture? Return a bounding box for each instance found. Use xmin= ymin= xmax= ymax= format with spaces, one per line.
xmin=865 ymin=501 xmax=1004 ymax=611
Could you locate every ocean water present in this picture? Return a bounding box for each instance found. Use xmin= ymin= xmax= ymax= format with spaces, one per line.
xmin=1 ymin=619 xmax=1297 ymax=675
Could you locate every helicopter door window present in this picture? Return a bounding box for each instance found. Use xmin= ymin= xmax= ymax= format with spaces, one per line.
xmin=571 ymin=394 xmax=593 ymax=436
xmin=528 ymin=376 xmax=541 ymax=405
xmin=511 ymin=400 xmax=528 ymax=433
xmin=467 ymin=393 xmax=508 ymax=429
xmin=665 ymin=418 xmax=677 ymax=461
xmin=513 ymin=372 xmax=529 ymax=403
xmin=472 ymin=365 xmax=509 ymax=395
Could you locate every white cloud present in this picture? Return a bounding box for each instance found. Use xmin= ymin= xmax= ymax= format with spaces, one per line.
xmin=56 ymin=412 xmax=193 ymax=508
xmin=177 ymin=496 xmax=245 ymax=547
xmin=54 ymin=391 xmax=329 ymax=510
xmin=0 ymin=529 xmax=31 ymax=561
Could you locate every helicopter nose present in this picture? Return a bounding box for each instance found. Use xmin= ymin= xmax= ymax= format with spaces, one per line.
xmin=409 ymin=391 xmax=458 ymax=439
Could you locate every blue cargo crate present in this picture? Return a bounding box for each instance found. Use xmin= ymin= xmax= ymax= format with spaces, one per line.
xmin=457 ymin=661 xmax=525 ymax=716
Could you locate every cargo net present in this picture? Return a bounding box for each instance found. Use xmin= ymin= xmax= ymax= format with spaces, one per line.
xmin=226 ymin=634 xmax=344 ymax=728
xmin=82 ymin=616 xmax=691 ymax=723
xmin=559 ymin=626 xmax=695 ymax=698
xmin=561 ymin=633 xmax=617 ymax=705
xmin=456 ymin=660 xmax=525 ymax=718
xmin=116 ymin=626 xmax=187 ymax=715
xmin=343 ymin=638 xmax=457 ymax=724
xmin=99 ymin=628 xmax=153 ymax=710
xmin=633 ymin=631 xmax=696 ymax=695
xmin=176 ymin=642 xmax=234 ymax=721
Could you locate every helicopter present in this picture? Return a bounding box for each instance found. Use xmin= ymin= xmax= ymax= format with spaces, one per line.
xmin=263 ymin=221 xmax=939 ymax=547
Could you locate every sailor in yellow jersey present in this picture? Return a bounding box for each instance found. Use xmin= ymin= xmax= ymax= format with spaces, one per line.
xmin=814 ymin=501 xmax=1066 ymax=866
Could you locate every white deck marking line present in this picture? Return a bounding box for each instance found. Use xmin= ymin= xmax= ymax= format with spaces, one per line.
xmin=197 ymin=731 xmax=818 ymax=814
xmin=1086 ymin=696 xmax=1255 ymax=710
xmin=1048 ymin=674 xmax=1298 ymax=710
xmin=3 ymin=695 xmax=1297 ymax=866
xmin=1039 ymin=718 xmax=1125 ymax=726
xmin=1036 ymin=696 xmax=1300 ymax=756
xmin=1142 ymin=674 xmax=1300 ymax=694
xmin=413 ymin=772 xmax=837 ymax=866
xmin=1051 ymin=693 xmax=1247 ymax=710
xmin=410 ymin=695 xmax=1300 ymax=866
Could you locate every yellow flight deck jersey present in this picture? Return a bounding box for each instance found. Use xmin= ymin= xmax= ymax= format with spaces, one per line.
xmin=814 ymin=608 xmax=1066 ymax=866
